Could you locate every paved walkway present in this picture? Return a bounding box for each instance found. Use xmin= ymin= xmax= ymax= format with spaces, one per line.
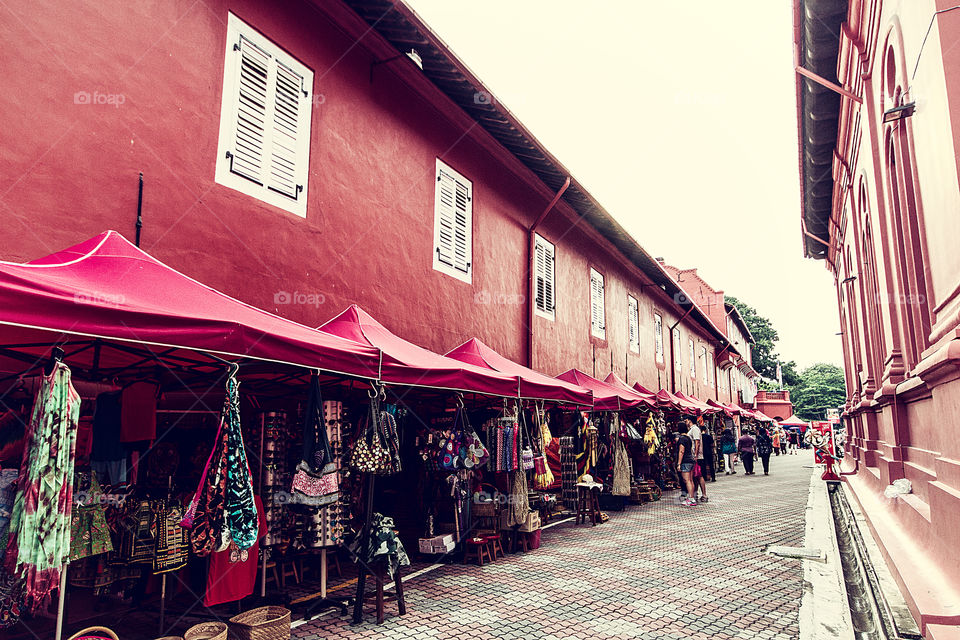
xmin=293 ymin=452 xmax=814 ymax=640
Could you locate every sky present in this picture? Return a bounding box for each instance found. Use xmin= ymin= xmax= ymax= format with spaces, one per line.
xmin=405 ymin=0 xmax=843 ymax=370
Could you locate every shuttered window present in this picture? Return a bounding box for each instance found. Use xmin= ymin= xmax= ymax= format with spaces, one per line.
xmin=534 ymin=235 xmax=555 ymax=319
xmin=627 ymin=295 xmax=639 ymax=353
xmin=689 ymin=339 xmax=696 ymax=378
xmin=674 ymin=330 xmax=681 ymax=372
xmin=654 ymin=313 xmax=664 ymax=363
xmin=701 ymin=346 xmax=709 ymax=382
xmin=215 ymin=13 xmax=313 ymax=218
xmin=433 ymin=159 xmax=472 ymax=282
xmin=590 ymin=269 xmax=605 ymax=339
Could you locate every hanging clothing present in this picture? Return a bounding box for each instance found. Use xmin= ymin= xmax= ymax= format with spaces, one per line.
xmin=203 ymin=496 xmax=265 ymax=607
xmin=0 ymin=469 xmax=18 ymax=564
xmin=612 ymin=435 xmax=631 ymax=496
xmin=189 ymin=374 xmax=258 ymax=555
xmin=68 ymin=472 xmax=112 ymax=562
xmin=91 ymin=392 xmax=124 ymax=462
xmin=120 ymin=381 xmax=159 ymax=442
xmin=364 ymin=513 xmax=409 ymax=579
xmin=153 ymin=501 xmax=188 ymax=574
xmin=3 ymin=361 xmax=80 ymax=614
xmin=506 ymin=469 xmax=530 ymax=527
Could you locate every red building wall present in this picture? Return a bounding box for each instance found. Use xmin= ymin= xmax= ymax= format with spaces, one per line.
xmin=0 ymin=0 xmax=725 ymax=395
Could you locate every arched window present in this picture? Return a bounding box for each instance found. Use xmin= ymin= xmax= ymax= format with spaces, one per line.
xmin=858 ymin=178 xmax=885 ymax=385
xmin=880 ymin=40 xmax=932 ymax=371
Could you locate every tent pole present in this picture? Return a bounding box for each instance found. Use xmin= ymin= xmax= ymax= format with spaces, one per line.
xmin=54 ymin=563 xmax=68 ymax=640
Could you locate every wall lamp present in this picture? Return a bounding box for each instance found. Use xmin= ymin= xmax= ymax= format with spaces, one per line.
xmin=841 ymin=275 xmax=857 ymax=284
xmin=370 ymin=49 xmax=423 ymax=83
xmin=882 ymin=102 xmax=916 ymax=124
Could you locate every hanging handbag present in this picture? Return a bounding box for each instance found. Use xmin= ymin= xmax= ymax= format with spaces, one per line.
xmin=380 ymin=409 xmax=402 ymax=475
xmin=180 ymin=413 xmax=225 ymax=529
xmin=291 ymin=374 xmax=340 ymax=506
xmin=349 ymin=397 xmax=391 ymax=474
xmin=439 ymin=408 xmax=465 ymax=471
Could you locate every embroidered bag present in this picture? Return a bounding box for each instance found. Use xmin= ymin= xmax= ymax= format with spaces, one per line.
xmin=291 ymin=374 xmax=340 ymax=505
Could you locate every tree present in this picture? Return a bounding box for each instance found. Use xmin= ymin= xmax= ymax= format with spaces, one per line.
xmin=726 ymin=296 xmax=780 ymax=380
xmin=791 ymin=363 xmax=846 ymax=420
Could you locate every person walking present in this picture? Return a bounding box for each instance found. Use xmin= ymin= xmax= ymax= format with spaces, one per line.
xmin=788 ymin=429 xmax=799 ymax=454
xmin=675 ymin=423 xmax=697 ymax=507
xmin=701 ymin=427 xmax=716 ymax=482
xmin=772 ymin=427 xmax=781 ymax=456
xmin=738 ymin=428 xmax=756 ymax=475
xmin=720 ymin=428 xmax=737 ymax=475
xmin=686 ymin=417 xmax=708 ymax=502
xmin=755 ymin=426 xmax=773 ymax=475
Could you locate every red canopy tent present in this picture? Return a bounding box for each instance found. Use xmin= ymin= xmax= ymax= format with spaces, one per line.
xmin=556 ymin=369 xmax=646 ymax=411
xmin=0 ymin=231 xmax=382 ymax=384
xmin=706 ymin=398 xmax=740 ymax=417
xmin=674 ymin=391 xmax=719 ymax=415
xmin=318 ymin=305 xmax=519 ymax=397
xmin=637 ymin=384 xmax=698 ymax=413
xmin=602 ymin=372 xmax=656 ymax=408
xmin=445 ymin=338 xmax=592 ymax=405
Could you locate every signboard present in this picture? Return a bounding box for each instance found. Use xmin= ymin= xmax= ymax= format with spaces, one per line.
xmin=806 ymin=421 xmax=840 ymax=481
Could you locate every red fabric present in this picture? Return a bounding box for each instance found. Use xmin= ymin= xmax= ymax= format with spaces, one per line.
xmin=0 ymin=231 xmax=381 ymax=379
xmin=602 ymin=373 xmax=657 ymax=408
xmin=545 ymin=438 xmax=562 ymax=489
xmin=555 ymin=369 xmax=647 ymax=411
xmin=445 ymin=338 xmax=592 ymax=406
xmin=120 ymin=381 xmax=158 ymax=442
xmin=203 ymin=495 xmax=266 ymax=607
xmin=319 ymin=306 xmax=519 ymax=397
xmin=674 ymin=392 xmax=719 ymax=416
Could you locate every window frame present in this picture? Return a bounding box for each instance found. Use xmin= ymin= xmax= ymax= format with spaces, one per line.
xmin=214 ymin=12 xmax=314 ymax=218
xmin=673 ymin=329 xmax=681 ymax=373
xmin=433 ymin=158 xmax=474 ymax=283
xmin=534 ymin=234 xmax=556 ymax=320
xmin=700 ymin=345 xmax=708 ymax=382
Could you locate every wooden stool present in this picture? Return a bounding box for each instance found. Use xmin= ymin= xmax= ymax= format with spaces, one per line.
xmin=279 ymin=559 xmax=299 ymax=587
xmin=576 ymin=486 xmax=601 ymax=526
xmin=464 ymin=537 xmax=492 ymax=566
xmin=359 ymin=564 xmax=406 ymax=625
xmin=515 ymin=532 xmax=530 ymax=552
xmin=263 ymin=559 xmax=282 ymax=590
xmin=485 ymin=534 xmax=504 ymax=559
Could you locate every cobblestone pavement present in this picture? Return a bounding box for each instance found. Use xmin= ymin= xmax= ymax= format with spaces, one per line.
xmin=293 ymin=453 xmax=814 ymax=640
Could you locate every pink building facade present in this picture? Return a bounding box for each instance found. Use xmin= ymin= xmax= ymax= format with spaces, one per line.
xmin=0 ymin=1 xmax=749 ymax=399
xmin=795 ymin=0 xmax=960 ymax=633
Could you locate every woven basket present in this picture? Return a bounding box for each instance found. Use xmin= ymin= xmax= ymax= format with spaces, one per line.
xmin=228 ymin=606 xmax=291 ymax=640
xmin=155 ymin=637 xmax=184 ymax=640
xmin=184 ymin=621 xmax=228 ymax=640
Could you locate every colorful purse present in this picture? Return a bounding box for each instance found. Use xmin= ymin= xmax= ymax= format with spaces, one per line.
xmin=292 ymin=374 xmax=341 ymax=504
xmin=350 ymin=398 xmax=392 ymax=474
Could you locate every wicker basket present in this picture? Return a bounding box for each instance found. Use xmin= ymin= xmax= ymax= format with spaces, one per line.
xmin=228 ymin=606 xmax=291 ymax=640
xmin=183 ymin=621 xmax=228 ymax=640
xmin=154 ymin=636 xmax=184 ymax=640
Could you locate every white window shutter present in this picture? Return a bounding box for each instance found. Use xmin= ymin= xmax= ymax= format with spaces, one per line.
xmin=433 ymin=161 xmax=472 ymax=281
xmin=267 ymin=61 xmax=306 ymax=199
xmin=628 ymin=296 xmax=639 ymax=352
xmin=436 ymin=169 xmax=457 ymax=268
xmin=654 ymin=314 xmax=663 ymax=361
xmin=674 ymin=331 xmax=681 ymax=371
xmin=230 ymin=36 xmax=270 ymax=185
xmin=535 ymin=237 xmax=555 ymax=316
xmin=590 ymin=270 xmax=605 ymax=338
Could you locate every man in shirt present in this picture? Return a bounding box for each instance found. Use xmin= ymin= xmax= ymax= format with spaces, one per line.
xmin=686 ymin=417 xmax=708 ymax=502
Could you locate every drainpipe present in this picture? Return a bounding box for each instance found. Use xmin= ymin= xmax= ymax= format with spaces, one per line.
xmin=668 ymin=306 xmax=695 ymax=393
xmin=527 ymin=177 xmax=571 ymax=368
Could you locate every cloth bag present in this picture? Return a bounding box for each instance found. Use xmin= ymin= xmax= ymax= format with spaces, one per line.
xmin=350 ymin=396 xmax=392 ymax=475
xmin=291 ymin=374 xmax=339 ymax=506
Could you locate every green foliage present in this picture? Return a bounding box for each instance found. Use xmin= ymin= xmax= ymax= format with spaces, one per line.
xmin=726 ymin=296 xmax=779 ymax=379
xmin=790 ymin=363 xmax=846 ymax=420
